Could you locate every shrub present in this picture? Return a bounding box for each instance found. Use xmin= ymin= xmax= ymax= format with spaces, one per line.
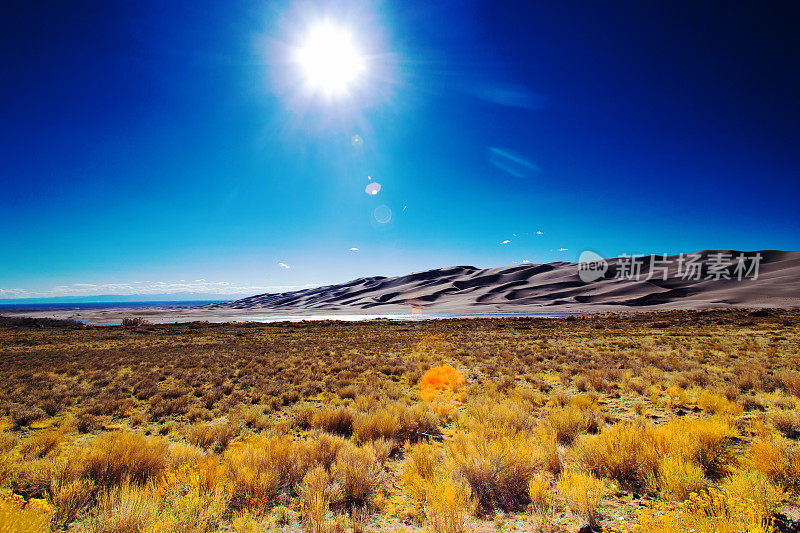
xmin=556 ymin=471 xmax=609 ymax=527
xmin=9 ymin=405 xmax=46 ymax=428
xmin=425 ymin=475 xmax=473 ymax=533
xmin=637 ymin=488 xmax=773 ymax=533
xmin=400 ymin=441 xmax=473 ymax=531
xmin=305 ymin=432 xmax=349 ymax=471
xmin=657 ymin=417 xmax=737 ymax=480
xmin=20 ymin=430 xmax=64 ymax=459
xmin=331 ymin=444 xmax=384 ymax=510
xmin=653 ymin=455 xmax=705 ymax=502
xmin=576 ymin=423 xmax=660 ymax=490
xmin=51 ymin=478 xmax=94 ymax=528
xmin=225 ymin=435 xmax=306 ymax=511
xmin=696 ymin=390 xmax=743 ymax=416
xmin=776 ymin=370 xmax=800 ymax=397
xmin=401 ymin=441 xmax=440 ymax=506
xmin=77 ymin=413 xmax=101 ymax=434
xmin=747 ymin=435 xmax=800 ymax=491
xmin=353 ymin=403 xmax=440 ymax=443
xmin=366 ymin=438 xmax=393 ymax=465
xmin=771 ymin=409 xmax=800 ymax=439
xmin=527 ymin=471 xmax=552 ymax=512
xmin=301 ymin=466 xmax=331 ymax=533
xmin=546 ymin=405 xmax=601 ymax=445
xmin=81 ymin=481 xmax=159 ymax=533
xmin=311 ymin=407 xmax=355 ymax=437
xmin=664 ymin=385 xmax=689 ymax=407
xmin=186 ymin=406 xmax=214 ymax=423
xmin=121 ymin=317 xmax=148 ymax=327
xmin=353 ymin=411 xmax=400 ymax=443
xmin=10 ymin=458 xmax=59 ymax=499
xmin=152 ymin=458 xmax=229 ymax=533
xmin=292 ymin=404 xmax=316 ymax=430
xmin=186 ymin=421 xmax=238 ymax=453
xmin=0 ymin=490 xmax=54 ymax=533
xmin=720 ymin=469 xmax=785 ymax=518
xmin=80 ymin=432 xmax=168 ymax=488
xmin=447 ymin=431 xmax=541 ymax=514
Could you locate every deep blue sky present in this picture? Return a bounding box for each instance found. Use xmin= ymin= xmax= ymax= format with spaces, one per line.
xmin=2 ymin=0 xmax=798 ymax=300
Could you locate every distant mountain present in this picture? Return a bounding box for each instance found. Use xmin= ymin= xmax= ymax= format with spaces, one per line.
xmin=214 ymin=250 xmax=800 ymax=313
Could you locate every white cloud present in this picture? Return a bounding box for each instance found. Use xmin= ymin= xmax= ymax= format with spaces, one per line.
xmin=558 ymin=248 xmax=568 ymax=252
xmin=0 ymin=279 xmax=316 ymax=300
xmin=278 ymin=262 xmax=291 ymax=269
xmin=0 ymin=288 xmax=28 ymax=297
xmin=349 ymin=247 xmax=359 ymax=251
xmin=501 ymin=240 xmax=511 ymax=245
xmin=536 ymin=231 xmax=544 ymax=235
xmin=521 ymin=259 xmax=531 ymax=264
xmin=195 ymin=279 xmax=206 ymax=282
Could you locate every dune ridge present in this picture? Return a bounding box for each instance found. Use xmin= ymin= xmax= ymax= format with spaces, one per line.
xmin=214 ymin=250 xmax=800 ymax=313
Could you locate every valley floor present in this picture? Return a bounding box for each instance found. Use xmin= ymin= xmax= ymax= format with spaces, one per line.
xmin=0 ymin=309 xmax=798 ymax=532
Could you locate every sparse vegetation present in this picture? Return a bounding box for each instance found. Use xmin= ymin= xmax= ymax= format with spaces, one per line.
xmin=0 ymin=308 xmax=798 ymax=531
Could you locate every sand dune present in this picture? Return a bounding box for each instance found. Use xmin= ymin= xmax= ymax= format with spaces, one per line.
xmin=213 ymin=250 xmax=800 ymax=314
xmin=5 ymin=250 xmax=797 ymax=324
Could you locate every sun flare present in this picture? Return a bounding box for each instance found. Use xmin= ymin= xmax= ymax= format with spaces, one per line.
xmin=294 ymin=21 xmax=366 ymax=97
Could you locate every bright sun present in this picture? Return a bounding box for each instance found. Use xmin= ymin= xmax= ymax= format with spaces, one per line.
xmin=294 ymin=21 xmax=366 ymax=97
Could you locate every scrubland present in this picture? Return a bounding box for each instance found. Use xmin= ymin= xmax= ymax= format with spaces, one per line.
xmin=0 ymin=309 xmax=798 ymax=532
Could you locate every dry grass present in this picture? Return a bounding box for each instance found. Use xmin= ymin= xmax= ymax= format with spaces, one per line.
xmin=0 ymin=309 xmax=797 ymax=531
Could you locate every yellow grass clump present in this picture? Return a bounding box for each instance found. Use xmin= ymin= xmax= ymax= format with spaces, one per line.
xmin=556 ymin=471 xmax=610 ymax=527
xmin=80 ymin=431 xmax=168 ymax=488
xmin=400 ymin=441 xmax=473 ymax=532
xmin=0 ymin=489 xmax=54 ymax=533
xmin=637 ymin=488 xmax=773 ymax=533
xmin=576 ymin=423 xmax=661 ymax=490
xmin=424 ymin=475 xmax=473 ymax=533
xmin=300 ymin=466 xmax=332 ymax=533
xmin=331 ymin=443 xmax=385 ymax=509
xmin=652 ymin=454 xmax=705 ymax=502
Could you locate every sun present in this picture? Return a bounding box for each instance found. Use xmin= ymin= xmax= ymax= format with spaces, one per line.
xmin=294 ymin=21 xmax=366 ymax=97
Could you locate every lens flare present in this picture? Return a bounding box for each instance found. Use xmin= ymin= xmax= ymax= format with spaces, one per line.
xmin=373 ymin=205 xmax=392 ymax=223
xmin=365 ymin=182 xmax=381 ymax=195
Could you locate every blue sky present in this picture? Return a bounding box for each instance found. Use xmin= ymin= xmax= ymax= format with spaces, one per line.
xmin=1 ymin=1 xmax=798 ymax=300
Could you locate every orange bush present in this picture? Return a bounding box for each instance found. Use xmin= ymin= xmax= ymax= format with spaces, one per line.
xmin=419 ymin=365 xmax=465 ymax=402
